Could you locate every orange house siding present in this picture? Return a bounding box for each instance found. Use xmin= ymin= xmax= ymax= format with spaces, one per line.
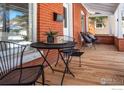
xmin=34 ymin=3 xmax=64 ymax=65
xmin=37 ymin=3 xmax=63 ymax=41
xmin=73 ymin=3 xmax=87 ymax=45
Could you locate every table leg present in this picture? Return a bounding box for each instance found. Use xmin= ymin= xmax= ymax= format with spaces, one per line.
xmin=54 ymin=50 xmax=60 ymax=67
xmin=58 ymin=49 xmax=75 ymax=85
xmin=42 ymin=49 xmax=50 ymax=65
xmin=37 ymin=49 xmax=54 ymax=72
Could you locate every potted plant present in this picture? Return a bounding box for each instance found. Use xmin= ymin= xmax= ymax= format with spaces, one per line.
xmin=44 ymin=30 xmax=58 ymax=43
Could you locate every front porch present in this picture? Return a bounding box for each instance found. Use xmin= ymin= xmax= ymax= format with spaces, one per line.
xmin=1 ymin=3 xmax=124 ymax=85
xmin=32 ymin=44 xmax=124 ymax=85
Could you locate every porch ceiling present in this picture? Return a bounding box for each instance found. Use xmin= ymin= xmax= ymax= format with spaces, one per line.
xmin=83 ymin=3 xmax=119 ymax=15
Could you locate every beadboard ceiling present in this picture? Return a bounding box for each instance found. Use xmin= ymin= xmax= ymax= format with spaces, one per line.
xmin=83 ymin=3 xmax=119 ymax=15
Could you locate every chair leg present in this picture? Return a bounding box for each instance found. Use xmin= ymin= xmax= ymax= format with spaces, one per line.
xmin=79 ymin=56 xmax=81 ymax=67
xmin=33 ymin=82 xmax=36 ymax=85
xmin=81 ymin=42 xmax=83 ymax=49
xmin=83 ymin=45 xmax=86 ymax=50
xmin=93 ymin=43 xmax=96 ymax=50
xmin=42 ymin=66 xmax=45 ymax=85
xmin=55 ymin=51 xmax=60 ymax=67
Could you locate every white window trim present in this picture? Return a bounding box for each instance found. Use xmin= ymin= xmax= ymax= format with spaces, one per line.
xmin=23 ymin=3 xmax=41 ymax=64
xmin=69 ymin=3 xmax=73 ymax=37
xmin=32 ymin=3 xmax=37 ymax=42
xmin=28 ymin=3 xmax=37 ymax=42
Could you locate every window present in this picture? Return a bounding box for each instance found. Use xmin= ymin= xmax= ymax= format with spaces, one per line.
xmin=95 ymin=18 xmax=105 ymax=29
xmin=95 ymin=23 xmax=104 ymax=29
xmin=0 ymin=4 xmax=38 ymax=63
xmin=0 ymin=4 xmax=34 ymax=45
xmin=8 ymin=8 xmax=28 ymax=41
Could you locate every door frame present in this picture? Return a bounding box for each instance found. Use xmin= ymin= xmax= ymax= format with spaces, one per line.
xmin=81 ymin=10 xmax=85 ymax=32
xmin=63 ymin=3 xmax=73 ymax=37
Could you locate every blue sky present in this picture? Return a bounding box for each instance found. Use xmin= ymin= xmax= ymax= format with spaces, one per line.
xmin=9 ymin=10 xmax=24 ymax=20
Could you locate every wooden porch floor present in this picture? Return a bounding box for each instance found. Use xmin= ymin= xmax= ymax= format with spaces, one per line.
xmin=37 ymin=44 xmax=124 ymax=85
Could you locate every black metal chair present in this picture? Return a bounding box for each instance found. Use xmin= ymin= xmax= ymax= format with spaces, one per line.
xmin=0 ymin=41 xmax=44 ymax=85
xmin=55 ymin=35 xmax=84 ymax=67
xmin=80 ymin=32 xmax=96 ymax=49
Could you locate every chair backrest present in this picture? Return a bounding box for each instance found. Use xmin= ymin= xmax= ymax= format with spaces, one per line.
xmin=55 ymin=35 xmax=75 ymax=43
xmin=55 ymin=35 xmax=76 ymax=50
xmin=0 ymin=41 xmax=26 ymax=79
xmin=80 ymin=32 xmax=92 ymax=43
xmin=87 ymin=32 xmax=97 ymax=40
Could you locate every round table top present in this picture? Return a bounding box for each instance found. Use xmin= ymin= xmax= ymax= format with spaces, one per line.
xmin=30 ymin=41 xmax=75 ymax=49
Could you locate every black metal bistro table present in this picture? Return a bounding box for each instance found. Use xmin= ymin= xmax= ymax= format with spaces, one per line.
xmin=30 ymin=41 xmax=75 ymax=85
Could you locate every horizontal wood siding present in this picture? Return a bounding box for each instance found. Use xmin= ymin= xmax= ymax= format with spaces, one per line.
xmin=36 ymin=3 xmax=64 ymax=65
xmin=37 ymin=3 xmax=63 ymax=41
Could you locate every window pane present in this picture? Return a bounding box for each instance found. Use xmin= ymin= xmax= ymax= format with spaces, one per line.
xmin=7 ymin=4 xmax=29 ymax=42
xmin=96 ymin=23 xmax=102 ymax=28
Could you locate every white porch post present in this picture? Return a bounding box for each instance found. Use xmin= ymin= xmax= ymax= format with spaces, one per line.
xmin=114 ymin=3 xmax=124 ymax=38
xmin=118 ymin=4 xmax=123 ymax=38
xmin=29 ymin=3 xmax=37 ymax=42
xmin=68 ymin=3 xmax=73 ymax=37
xmin=63 ymin=3 xmax=73 ymax=37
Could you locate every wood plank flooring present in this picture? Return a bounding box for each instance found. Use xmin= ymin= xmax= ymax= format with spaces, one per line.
xmin=37 ymin=44 xmax=124 ymax=85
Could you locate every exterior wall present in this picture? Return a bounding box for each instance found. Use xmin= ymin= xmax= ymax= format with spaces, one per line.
xmin=36 ymin=3 xmax=63 ymax=64
xmin=26 ymin=3 xmax=88 ymax=65
xmin=37 ymin=3 xmax=63 ymax=41
xmin=73 ymin=3 xmax=87 ymax=45
xmin=37 ymin=3 xmax=88 ymax=45
xmin=88 ymin=17 xmax=110 ymax=35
